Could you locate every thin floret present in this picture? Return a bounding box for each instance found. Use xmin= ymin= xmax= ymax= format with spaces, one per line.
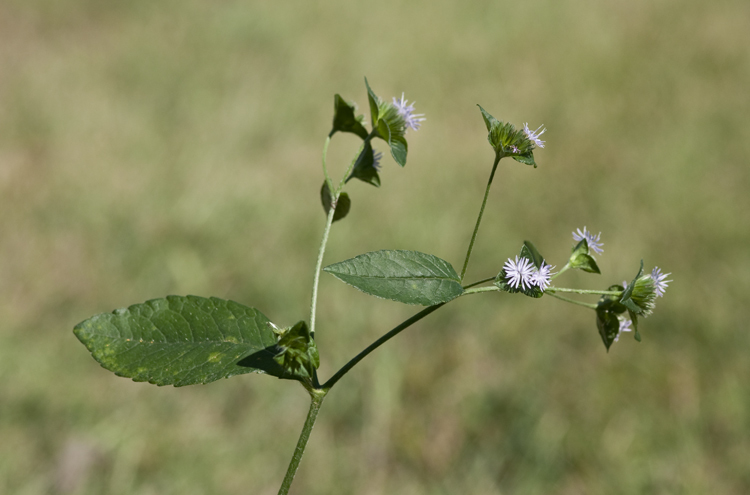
xmin=572 ymin=227 xmax=604 ymax=255
xmin=651 ymin=266 xmax=671 ymax=297
xmin=504 ymin=256 xmax=535 ymax=290
xmin=392 ymin=93 xmax=425 ymax=132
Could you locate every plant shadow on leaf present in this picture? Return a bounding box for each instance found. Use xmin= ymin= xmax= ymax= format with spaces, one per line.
xmin=237 ymin=345 xmax=290 ymax=379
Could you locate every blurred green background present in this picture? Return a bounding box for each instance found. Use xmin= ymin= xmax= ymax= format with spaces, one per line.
xmin=1 ymin=0 xmax=748 ymax=494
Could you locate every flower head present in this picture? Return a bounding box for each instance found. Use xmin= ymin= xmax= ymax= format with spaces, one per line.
xmin=509 ymin=145 xmax=519 ymax=154
xmin=372 ymin=149 xmax=383 ymax=171
xmin=532 ymin=260 xmax=556 ymax=291
xmin=392 ymin=93 xmax=425 ymax=132
xmin=572 ymin=227 xmax=604 ymax=255
xmin=614 ymin=316 xmax=632 ymax=343
xmin=503 ymin=256 xmax=535 ymax=290
xmin=651 ymin=266 xmax=671 ymax=297
xmin=523 ymin=123 xmax=546 ymax=149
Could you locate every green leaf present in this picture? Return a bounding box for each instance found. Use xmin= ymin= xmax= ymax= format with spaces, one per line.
xmin=73 ymin=296 xmax=300 ymax=387
xmin=596 ymin=308 xmax=620 ymax=351
xmin=320 ymin=182 xmax=351 ymax=222
xmin=331 ymin=94 xmax=368 ymax=139
xmin=521 ymin=240 xmax=545 ymax=269
xmin=388 ymin=134 xmax=408 ymax=167
xmin=512 ymin=151 xmax=537 ymax=168
xmin=347 ymin=141 xmax=381 ymax=187
xmin=569 ymin=239 xmax=601 ymax=274
xmin=323 ymin=250 xmax=464 ymax=306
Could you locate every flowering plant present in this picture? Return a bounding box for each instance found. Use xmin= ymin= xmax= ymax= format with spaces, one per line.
xmin=73 ymin=78 xmax=670 ymax=494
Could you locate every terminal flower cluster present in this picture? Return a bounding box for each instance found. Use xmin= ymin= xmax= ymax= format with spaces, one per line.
xmin=503 ymin=256 xmax=556 ymax=291
xmin=393 ymin=93 xmax=426 ymax=132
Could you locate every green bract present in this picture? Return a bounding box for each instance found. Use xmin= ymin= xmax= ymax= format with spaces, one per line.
xmin=331 ymin=94 xmax=368 ymax=139
xmin=346 ymin=140 xmax=381 ymax=187
xmin=272 ymin=321 xmax=319 ymax=381
xmin=477 ymin=105 xmax=537 ymax=167
xmin=365 ymin=78 xmax=408 ymax=167
xmin=569 ymin=239 xmax=601 ymax=274
xmin=620 ymin=260 xmax=656 ymax=316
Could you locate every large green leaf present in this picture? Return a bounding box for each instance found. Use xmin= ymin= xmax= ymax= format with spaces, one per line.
xmin=323 ymin=250 xmax=464 ymax=305
xmin=74 ymin=296 xmax=297 ymax=387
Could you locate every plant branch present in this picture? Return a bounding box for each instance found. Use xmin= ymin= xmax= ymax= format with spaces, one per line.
xmin=310 ymin=206 xmax=336 ymax=338
xmin=548 ymin=287 xmax=622 ymax=296
xmin=546 ymin=291 xmax=598 ymax=309
xmin=463 ymin=276 xmax=496 ymax=289
xmin=322 ymin=303 xmax=444 ymax=390
xmin=460 ymin=153 xmax=502 ymax=282
xmin=277 ymin=389 xmax=327 ymax=495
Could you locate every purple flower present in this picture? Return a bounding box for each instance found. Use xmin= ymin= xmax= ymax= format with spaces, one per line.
xmin=651 ymin=266 xmax=671 ymax=297
xmin=372 ymin=149 xmax=383 ymax=170
xmin=572 ymin=227 xmax=604 ymax=255
xmin=532 ymin=260 xmax=556 ymax=291
xmin=523 ymin=123 xmax=546 ymax=148
xmin=504 ymin=256 xmax=535 ymax=290
xmin=392 ymin=93 xmax=425 ymax=132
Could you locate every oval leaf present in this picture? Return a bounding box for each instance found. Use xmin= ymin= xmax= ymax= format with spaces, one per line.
xmin=323 ymin=250 xmax=464 ymax=305
xmin=74 ymin=296 xmax=295 ymax=387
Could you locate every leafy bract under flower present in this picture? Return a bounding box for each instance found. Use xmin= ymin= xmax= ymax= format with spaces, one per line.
xmin=573 ymin=227 xmax=604 ymax=255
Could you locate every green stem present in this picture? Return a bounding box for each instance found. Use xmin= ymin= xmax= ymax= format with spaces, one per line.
xmin=463 ymin=286 xmax=499 ymax=296
xmin=551 ymin=263 xmax=571 ymax=280
xmin=463 ymin=276 xmax=496 ymax=289
xmin=546 ymin=291 xmax=598 ymax=309
xmin=460 ymin=153 xmax=502 ymax=282
xmin=310 ymin=206 xmax=336 ymax=338
xmin=322 ymin=136 xmax=333 ymax=193
xmin=322 ymin=303 xmax=444 ymax=390
xmin=277 ymin=389 xmax=327 ymax=495
xmin=548 ymin=287 xmax=622 ymax=296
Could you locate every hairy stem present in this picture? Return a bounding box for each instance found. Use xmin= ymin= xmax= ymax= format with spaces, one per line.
xmin=547 ymin=291 xmax=598 ymax=309
xmin=548 ymin=287 xmax=622 ymax=296
xmin=310 ymin=206 xmax=336 ymax=338
xmin=460 ymin=153 xmax=502 ymax=281
xmin=322 ymin=135 xmax=333 ymax=193
xmin=277 ymin=389 xmax=327 ymax=495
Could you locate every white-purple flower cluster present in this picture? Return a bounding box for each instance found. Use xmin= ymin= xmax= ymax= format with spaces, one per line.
xmin=503 ymin=256 xmax=556 ymax=292
xmin=372 ymin=149 xmax=383 ymax=171
xmin=523 ymin=123 xmax=546 ymax=148
xmin=614 ymin=317 xmax=632 ymax=343
xmin=393 ymin=93 xmax=425 ymax=132
xmin=651 ymin=266 xmax=671 ymax=297
xmin=572 ymin=227 xmax=604 ymax=255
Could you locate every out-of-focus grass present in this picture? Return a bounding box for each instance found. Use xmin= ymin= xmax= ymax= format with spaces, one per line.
xmin=1 ymin=0 xmax=748 ymax=493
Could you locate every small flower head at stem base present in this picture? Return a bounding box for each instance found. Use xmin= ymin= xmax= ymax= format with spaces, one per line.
xmin=503 ymin=256 xmax=535 ymax=290
xmin=651 ymin=266 xmax=671 ymax=297
xmin=372 ymin=149 xmax=383 ymax=171
xmin=614 ymin=317 xmax=632 ymax=343
xmin=573 ymin=227 xmax=604 ymax=255
xmin=532 ymin=260 xmax=556 ymax=291
xmin=392 ymin=93 xmax=425 ymax=132
xmin=523 ymin=123 xmax=546 ymax=149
